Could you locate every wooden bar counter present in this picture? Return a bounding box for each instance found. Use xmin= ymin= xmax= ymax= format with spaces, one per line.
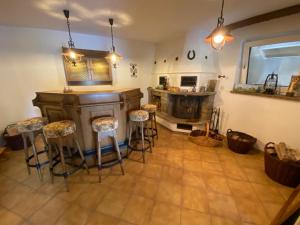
xmin=33 ymin=89 xmax=143 ymax=157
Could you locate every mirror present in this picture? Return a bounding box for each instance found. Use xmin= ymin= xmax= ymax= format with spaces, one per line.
xmin=240 ymin=34 xmax=300 ymax=87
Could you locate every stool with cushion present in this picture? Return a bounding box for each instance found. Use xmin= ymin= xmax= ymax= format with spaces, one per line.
xmin=141 ymin=104 xmax=158 ymax=146
xmin=43 ymin=120 xmax=89 ymax=191
xmin=17 ymin=117 xmax=48 ymax=180
xmin=128 ymin=110 xmax=152 ymax=163
xmin=92 ymin=117 xmax=124 ymax=182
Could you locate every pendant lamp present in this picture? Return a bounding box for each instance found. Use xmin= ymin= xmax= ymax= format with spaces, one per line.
xmin=105 ymin=18 xmax=122 ymax=68
xmin=205 ymin=0 xmax=234 ymax=50
xmin=62 ymin=9 xmax=84 ymax=66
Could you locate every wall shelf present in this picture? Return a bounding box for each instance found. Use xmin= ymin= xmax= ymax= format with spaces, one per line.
xmin=153 ymin=71 xmax=218 ymax=75
xmin=231 ymin=90 xmax=300 ymax=102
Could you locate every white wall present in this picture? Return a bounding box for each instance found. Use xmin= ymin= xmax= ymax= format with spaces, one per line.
xmin=154 ymin=14 xmax=300 ymax=150
xmin=0 ymin=26 xmax=155 ymax=135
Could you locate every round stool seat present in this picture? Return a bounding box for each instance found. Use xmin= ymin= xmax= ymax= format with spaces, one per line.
xmin=17 ymin=117 xmax=48 ymax=133
xmin=141 ymin=104 xmax=157 ymax=113
xmin=129 ymin=110 xmax=149 ymax=122
xmin=92 ymin=117 xmax=118 ymax=133
xmin=43 ymin=120 xmax=76 ymax=139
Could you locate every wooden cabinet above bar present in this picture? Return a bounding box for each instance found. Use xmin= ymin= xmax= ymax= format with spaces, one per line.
xmin=33 ymin=89 xmax=143 ymax=153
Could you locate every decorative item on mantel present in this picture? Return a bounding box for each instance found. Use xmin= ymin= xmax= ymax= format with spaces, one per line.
xmin=264 ymin=142 xmax=300 ymax=187
xmin=263 ymin=72 xmax=278 ymax=95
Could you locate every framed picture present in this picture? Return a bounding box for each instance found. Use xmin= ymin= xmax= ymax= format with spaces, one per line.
xmin=62 ymin=48 xmax=112 ymax=86
xmin=287 ymin=75 xmax=300 ymax=96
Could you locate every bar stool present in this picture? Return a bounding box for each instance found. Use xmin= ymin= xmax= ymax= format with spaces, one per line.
xmin=92 ymin=117 xmax=125 ymax=182
xmin=141 ymin=104 xmax=158 ymax=146
xmin=128 ymin=110 xmax=152 ymax=163
xmin=17 ymin=117 xmax=48 ymax=180
xmin=43 ymin=120 xmax=89 ymax=191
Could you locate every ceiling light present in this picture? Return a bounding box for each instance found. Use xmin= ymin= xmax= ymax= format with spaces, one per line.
xmin=205 ymin=0 xmax=234 ymax=50
xmin=62 ymin=9 xmax=84 ymax=66
xmin=105 ymin=18 xmax=122 ymax=68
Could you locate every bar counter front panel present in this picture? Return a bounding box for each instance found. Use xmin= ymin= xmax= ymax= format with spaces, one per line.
xmin=33 ymin=88 xmax=143 ymax=161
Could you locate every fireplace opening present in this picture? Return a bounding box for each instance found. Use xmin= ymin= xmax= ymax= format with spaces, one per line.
xmin=172 ymin=95 xmax=201 ymax=120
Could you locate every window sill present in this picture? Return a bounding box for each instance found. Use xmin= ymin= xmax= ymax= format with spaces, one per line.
xmin=230 ymin=90 xmax=300 ymax=102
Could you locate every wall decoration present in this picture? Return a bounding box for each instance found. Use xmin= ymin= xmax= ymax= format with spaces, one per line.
xmin=63 ymin=48 xmax=112 ymax=86
xmin=130 ymin=63 xmax=138 ymax=78
xmin=286 ymin=75 xmax=300 ymax=97
xmin=187 ymin=50 xmax=196 ymax=60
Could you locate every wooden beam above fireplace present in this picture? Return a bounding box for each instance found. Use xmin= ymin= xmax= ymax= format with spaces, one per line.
xmin=225 ymin=4 xmax=300 ymax=31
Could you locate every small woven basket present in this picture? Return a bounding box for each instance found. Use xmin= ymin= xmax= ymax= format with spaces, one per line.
xmin=189 ymin=123 xmax=222 ymax=147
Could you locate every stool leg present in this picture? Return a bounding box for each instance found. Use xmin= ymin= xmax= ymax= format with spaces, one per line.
xmin=21 ymin=133 xmax=31 ymax=175
xmin=127 ymin=121 xmax=133 ymax=157
xmin=140 ymin=122 xmax=146 ymax=163
xmin=40 ymin=133 xmax=48 ymax=153
xmin=73 ymin=135 xmax=89 ymax=174
xmin=29 ymin=132 xmax=43 ymax=181
xmin=58 ymin=141 xmax=69 ymax=192
xmin=154 ymin=113 xmax=158 ymax=139
xmin=150 ymin=116 xmax=155 ymax=147
xmin=112 ymin=132 xmax=125 ymax=175
xmin=96 ymin=133 xmax=102 ymax=183
xmin=48 ymin=144 xmax=54 ymax=184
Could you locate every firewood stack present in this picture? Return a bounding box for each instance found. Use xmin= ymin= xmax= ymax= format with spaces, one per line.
xmin=267 ymin=142 xmax=300 ymax=162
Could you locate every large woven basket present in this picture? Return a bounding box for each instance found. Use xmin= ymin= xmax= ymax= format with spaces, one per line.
xmin=264 ymin=142 xmax=300 ymax=187
xmin=189 ymin=123 xmax=222 ymax=147
xmin=226 ymin=129 xmax=257 ymax=154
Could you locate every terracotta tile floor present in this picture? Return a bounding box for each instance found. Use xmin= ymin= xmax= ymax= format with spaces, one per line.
xmin=0 ymin=125 xmax=294 ymax=225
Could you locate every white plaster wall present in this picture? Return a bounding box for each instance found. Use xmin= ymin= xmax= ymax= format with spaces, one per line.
xmin=0 ymin=26 xmax=155 ymax=134
xmin=154 ymin=14 xmax=300 ymax=149
xmin=153 ymin=31 xmax=219 ymax=90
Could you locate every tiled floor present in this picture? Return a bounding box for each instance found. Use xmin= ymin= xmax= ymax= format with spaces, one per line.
xmin=0 ymin=125 xmax=294 ymax=225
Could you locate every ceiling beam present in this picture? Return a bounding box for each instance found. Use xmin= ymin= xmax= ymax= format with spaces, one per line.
xmin=225 ymin=4 xmax=300 ymax=31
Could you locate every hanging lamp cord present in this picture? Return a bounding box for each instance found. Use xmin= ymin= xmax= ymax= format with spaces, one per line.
xmin=217 ymin=0 xmax=225 ymax=27
xmin=109 ymin=18 xmax=115 ymax=52
xmin=67 ymin=18 xmax=75 ymax=48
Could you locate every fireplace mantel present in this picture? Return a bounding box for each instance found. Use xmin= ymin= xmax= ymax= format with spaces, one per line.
xmin=150 ymin=89 xmax=216 ymax=97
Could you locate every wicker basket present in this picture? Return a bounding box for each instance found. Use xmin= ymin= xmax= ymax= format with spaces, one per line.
xmin=264 ymin=142 xmax=300 ymax=187
xmin=189 ymin=123 xmax=222 ymax=147
xmin=226 ymin=129 xmax=257 ymax=154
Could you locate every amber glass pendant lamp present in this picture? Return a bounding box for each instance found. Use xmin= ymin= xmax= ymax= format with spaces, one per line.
xmin=205 ymin=0 xmax=234 ymax=50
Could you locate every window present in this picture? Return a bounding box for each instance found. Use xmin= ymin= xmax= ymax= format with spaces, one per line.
xmin=240 ymin=34 xmax=300 ymax=86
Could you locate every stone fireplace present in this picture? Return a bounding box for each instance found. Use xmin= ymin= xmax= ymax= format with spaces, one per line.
xmin=148 ymin=87 xmax=215 ymax=132
xmin=172 ymin=95 xmax=201 ymax=119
